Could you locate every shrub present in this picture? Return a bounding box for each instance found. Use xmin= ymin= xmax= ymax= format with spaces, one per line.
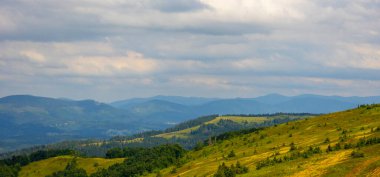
xmin=326 ymin=145 xmax=333 ymax=153
xmin=214 ymin=162 xmax=248 ymax=177
xmin=351 ymin=151 xmax=364 ymax=158
xmin=289 ymin=142 xmax=297 ymax=151
xmin=227 ymin=150 xmax=236 ymax=158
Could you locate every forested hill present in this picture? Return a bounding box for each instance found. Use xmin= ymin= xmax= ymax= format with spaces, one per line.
xmin=1 ymin=113 xmax=313 ymax=158
xmin=0 ymin=95 xmax=143 ymax=153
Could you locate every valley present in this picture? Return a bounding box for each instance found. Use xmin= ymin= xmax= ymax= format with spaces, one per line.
xmin=2 ymin=94 xmax=380 ymax=153
xmin=2 ymin=104 xmax=380 ymax=177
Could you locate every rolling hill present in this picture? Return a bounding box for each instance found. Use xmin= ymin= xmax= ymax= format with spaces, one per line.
xmin=75 ymin=114 xmax=312 ymax=155
xmin=147 ymin=104 xmax=380 ymax=177
xmin=0 ymin=114 xmax=310 ymax=158
xmin=0 ymin=95 xmax=146 ymax=153
xmin=152 ymin=114 xmax=310 ymax=139
xmin=19 ymin=155 xmax=124 ymax=177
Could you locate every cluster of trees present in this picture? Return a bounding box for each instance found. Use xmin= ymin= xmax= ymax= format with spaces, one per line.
xmin=2 ymin=144 xmax=186 ymax=177
xmin=91 ymin=144 xmax=186 ymax=177
xmin=326 ymin=137 xmax=380 ymax=153
xmin=256 ymin=146 xmax=322 ymax=170
xmin=356 ymin=137 xmax=380 ymax=147
xmin=223 ymin=113 xmax=316 ymax=117
xmin=0 ymin=163 xmax=19 ymax=177
xmin=1 ymin=149 xmax=75 ymax=166
xmin=357 ymin=104 xmax=380 ymax=109
xmin=0 ymin=149 xmax=75 ymax=177
xmin=193 ymin=127 xmax=262 ymax=151
xmin=257 ymin=136 xmax=380 ymax=170
xmin=214 ymin=162 xmax=248 ymax=177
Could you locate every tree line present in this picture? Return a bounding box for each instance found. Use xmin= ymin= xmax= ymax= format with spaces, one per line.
xmin=0 ymin=149 xmax=75 ymax=177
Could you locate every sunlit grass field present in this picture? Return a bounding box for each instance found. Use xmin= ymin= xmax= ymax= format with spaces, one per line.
xmin=19 ymin=155 xmax=124 ymax=177
xmin=149 ymin=105 xmax=380 ymax=177
xmin=155 ymin=116 xmax=286 ymax=139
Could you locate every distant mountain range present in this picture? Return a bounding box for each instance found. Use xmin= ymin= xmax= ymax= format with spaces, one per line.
xmin=0 ymin=95 xmax=151 ymax=153
xmin=1 ymin=94 xmax=380 ymax=153
xmin=111 ymin=94 xmax=380 ymax=122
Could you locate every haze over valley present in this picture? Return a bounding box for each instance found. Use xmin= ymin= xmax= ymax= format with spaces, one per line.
xmin=0 ymin=0 xmax=380 ymax=177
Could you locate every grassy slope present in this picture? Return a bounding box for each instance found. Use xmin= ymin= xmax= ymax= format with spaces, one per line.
xmin=150 ymin=105 xmax=380 ymax=177
xmin=154 ymin=116 xmax=286 ymax=139
xmin=19 ymin=155 xmax=124 ymax=177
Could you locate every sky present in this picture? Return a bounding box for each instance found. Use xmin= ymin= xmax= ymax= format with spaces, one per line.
xmin=0 ymin=0 xmax=380 ymax=102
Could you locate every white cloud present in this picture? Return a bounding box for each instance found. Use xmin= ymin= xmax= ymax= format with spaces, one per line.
xmin=20 ymin=50 xmax=46 ymax=63
xmin=201 ymin=0 xmax=308 ymax=23
xmin=326 ymin=43 xmax=380 ymax=70
xmin=0 ymin=11 xmax=16 ymax=33
xmin=64 ymin=51 xmax=158 ymax=76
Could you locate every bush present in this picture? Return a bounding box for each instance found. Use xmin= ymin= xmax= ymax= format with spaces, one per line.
xmin=214 ymin=162 xmax=248 ymax=177
xmin=326 ymin=145 xmax=333 ymax=153
xmin=351 ymin=151 xmax=364 ymax=158
xmin=227 ymin=150 xmax=236 ymax=158
xmin=289 ymin=142 xmax=297 ymax=151
xmin=92 ymin=144 xmax=186 ymax=177
xmin=214 ymin=163 xmax=235 ymax=177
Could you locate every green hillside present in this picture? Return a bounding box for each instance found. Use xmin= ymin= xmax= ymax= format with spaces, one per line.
xmin=154 ymin=116 xmax=281 ymax=139
xmin=102 ymin=114 xmax=311 ymax=150
xmin=149 ymin=104 xmax=380 ymax=177
xmin=19 ymin=156 xmax=124 ymax=177
xmin=53 ymin=114 xmax=309 ymax=157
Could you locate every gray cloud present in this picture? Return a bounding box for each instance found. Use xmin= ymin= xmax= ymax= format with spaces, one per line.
xmin=0 ymin=0 xmax=379 ymax=101
xmin=151 ymin=0 xmax=209 ymax=12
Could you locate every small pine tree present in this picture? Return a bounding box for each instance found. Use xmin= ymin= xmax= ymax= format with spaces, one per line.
xmin=289 ymin=142 xmax=296 ymax=151
xmin=214 ymin=163 xmax=236 ymax=177
xmin=326 ymin=145 xmax=333 ymax=152
xmin=334 ymin=143 xmax=341 ymax=150
xmin=156 ymin=171 xmax=162 ymax=177
xmin=170 ymin=167 xmax=177 ymax=174
xmin=228 ymin=150 xmax=236 ymax=158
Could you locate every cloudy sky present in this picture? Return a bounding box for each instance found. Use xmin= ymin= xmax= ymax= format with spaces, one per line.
xmin=0 ymin=0 xmax=380 ymax=102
